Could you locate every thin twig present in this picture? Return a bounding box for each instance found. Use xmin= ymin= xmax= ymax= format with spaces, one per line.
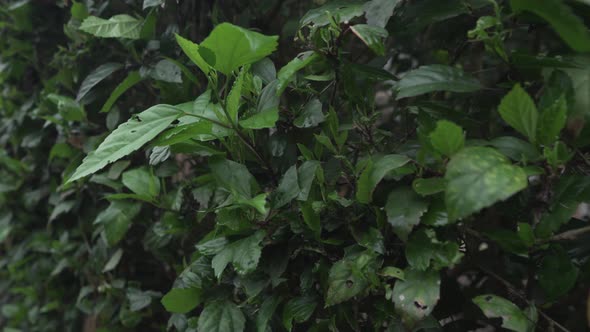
xmin=545 ymin=225 xmax=590 ymax=243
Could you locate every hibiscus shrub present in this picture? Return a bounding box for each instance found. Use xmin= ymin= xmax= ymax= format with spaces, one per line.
xmin=2 ymin=0 xmax=590 ymax=331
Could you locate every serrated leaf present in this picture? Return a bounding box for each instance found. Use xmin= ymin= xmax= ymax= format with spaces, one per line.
xmin=429 ymin=120 xmax=464 ymax=156
xmin=122 ymin=167 xmax=160 ymax=199
xmin=211 ymin=231 xmax=265 ymax=278
xmin=473 ymin=295 xmax=532 ymax=332
xmin=240 ymin=108 xmax=278 ymax=129
xmin=396 ymin=65 xmax=482 ymax=99
xmin=210 ymin=158 xmax=258 ymax=199
xmin=95 ymin=201 xmax=141 ymax=246
xmin=385 ymin=187 xmax=428 ymax=241
xmin=445 ymin=147 xmax=528 ymax=221
xmin=300 ymin=1 xmax=364 ymax=27
xmin=356 ymin=154 xmax=411 ymax=204
xmin=282 ymin=296 xmax=317 ymax=331
xmin=537 ymin=95 xmax=567 ymax=146
xmin=364 ymin=0 xmax=400 ymax=28
xmin=256 ymin=296 xmax=281 ymax=332
xmin=197 ymin=300 xmax=245 ymax=332
xmin=67 ymin=105 xmax=183 ymax=182
xmin=161 ymin=288 xmax=202 ymax=314
xmin=227 ymin=68 xmax=245 ymax=124
xmin=199 ymin=23 xmax=278 ymax=75
xmin=412 ymin=178 xmax=446 ymax=196
xmin=405 ymin=229 xmax=462 ymax=270
xmin=272 ymin=165 xmax=300 ymax=209
xmin=489 ymin=136 xmax=541 ymax=162
xmin=277 ymin=52 xmax=319 ymax=95
xmin=392 ymin=269 xmax=440 ymax=325
xmin=498 ymin=84 xmax=539 ymax=143
xmin=76 ymin=62 xmax=123 ymax=102
xmin=100 ymin=71 xmax=142 ymax=113
xmin=294 ymin=99 xmax=325 ymax=128
xmin=538 ymin=246 xmax=579 ymax=299
xmin=350 ymin=24 xmax=388 ymax=55
xmin=325 ymin=251 xmax=377 ymax=306
xmin=511 ymin=0 xmax=590 ymax=52
xmin=79 ymin=15 xmax=143 ymax=39
xmin=175 ymin=34 xmax=212 ymax=75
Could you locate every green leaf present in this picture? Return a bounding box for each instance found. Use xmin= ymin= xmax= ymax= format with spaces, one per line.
xmin=102 ymin=248 xmax=123 ymax=273
xmin=473 ymin=295 xmax=532 ymax=332
xmin=127 ymin=288 xmax=159 ymax=312
xmin=300 ymin=1 xmax=365 ymax=27
xmin=240 ymin=108 xmax=279 ymax=129
xmin=429 ymin=120 xmax=465 ymax=156
xmin=256 ymin=296 xmax=281 ymax=332
xmin=227 ymin=68 xmax=245 ymax=124
xmin=511 ymin=0 xmax=590 ymax=52
xmin=385 ymin=187 xmax=428 ymax=241
xmin=199 ymin=23 xmax=278 ymax=75
xmin=210 ymin=158 xmax=258 ymax=199
xmin=122 ymin=167 xmax=160 ymax=200
xmin=537 ymin=95 xmax=567 ymax=146
xmin=392 ymin=269 xmax=440 ymax=325
xmin=79 ymin=15 xmax=143 ymax=39
xmin=445 ymin=147 xmax=528 ymax=221
xmin=498 ymin=84 xmax=539 ymax=143
xmin=325 ymin=251 xmax=378 ymax=306
xmin=294 ymin=99 xmax=325 ymax=128
xmin=257 ymin=80 xmax=279 ymax=112
xmin=282 ymin=296 xmax=317 ymax=331
xmin=350 ymin=24 xmax=388 ymax=56
xmin=405 ymin=229 xmax=463 ymax=270
xmin=47 ymin=94 xmax=86 ymax=122
xmin=211 ymin=231 xmax=265 ymax=278
xmin=100 ymin=71 xmax=142 ymax=113
xmin=301 ymin=201 xmax=321 ymax=238
xmin=538 ymin=246 xmax=579 ymax=299
xmin=197 ymin=300 xmax=245 ymax=332
xmin=484 ymin=229 xmax=530 ymax=255
xmin=154 ymin=122 xmax=215 ymax=145
xmin=277 ymin=52 xmax=319 ymax=95
xmin=95 ymin=201 xmax=141 ymax=246
xmin=148 ymin=59 xmax=182 ymax=83
xmin=71 ymin=1 xmax=89 ymax=20
xmin=396 ymin=65 xmax=482 ymax=99
xmin=539 ymin=70 xmax=575 ymax=112
xmin=352 ymin=226 xmax=385 ymax=254
xmin=489 ymin=136 xmax=541 ymax=162
xmin=67 ymin=105 xmax=183 ymax=182
xmin=380 ymin=266 xmax=405 ymax=280
xmin=76 ymin=62 xmax=123 ymax=102
xmin=161 ymin=288 xmax=201 ymax=314
xmin=272 ymin=165 xmax=300 ymax=209
xmin=364 ymin=0 xmax=400 ymax=28
xmin=297 ymin=161 xmax=320 ymax=201
xmin=143 ymin=0 xmax=163 ymax=10
xmin=356 ymin=154 xmax=411 ymax=204
xmin=236 ymin=193 xmax=269 ymax=215
xmin=412 ymin=178 xmax=446 ymax=196
xmin=175 ymin=34 xmax=212 ymax=75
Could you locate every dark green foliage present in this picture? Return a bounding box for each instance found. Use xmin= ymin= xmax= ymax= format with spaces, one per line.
xmin=2 ymin=0 xmax=590 ymax=331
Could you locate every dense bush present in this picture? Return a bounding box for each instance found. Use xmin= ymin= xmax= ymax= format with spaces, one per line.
xmin=2 ymin=0 xmax=590 ymax=331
